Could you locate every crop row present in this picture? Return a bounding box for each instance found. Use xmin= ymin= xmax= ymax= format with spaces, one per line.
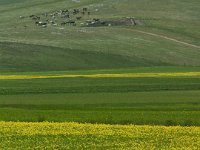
xmin=0 ymin=72 xmax=200 ymax=80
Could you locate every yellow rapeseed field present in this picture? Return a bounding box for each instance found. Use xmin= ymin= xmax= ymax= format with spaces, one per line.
xmin=0 ymin=72 xmax=200 ymax=80
xmin=0 ymin=122 xmax=199 ymax=149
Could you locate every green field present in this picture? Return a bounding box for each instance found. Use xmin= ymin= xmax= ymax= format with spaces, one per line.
xmin=0 ymin=0 xmax=200 ymax=148
xmin=0 ymin=67 xmax=200 ymax=126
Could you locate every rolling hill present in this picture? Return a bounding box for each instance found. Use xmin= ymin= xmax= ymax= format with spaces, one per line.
xmin=0 ymin=0 xmax=199 ymax=72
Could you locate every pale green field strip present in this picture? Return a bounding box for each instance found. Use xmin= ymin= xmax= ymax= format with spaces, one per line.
xmin=0 ymin=72 xmax=200 ymax=80
xmin=0 ymin=122 xmax=199 ymax=149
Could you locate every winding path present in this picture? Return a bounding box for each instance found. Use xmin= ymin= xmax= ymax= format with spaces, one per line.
xmin=128 ymin=29 xmax=200 ymax=49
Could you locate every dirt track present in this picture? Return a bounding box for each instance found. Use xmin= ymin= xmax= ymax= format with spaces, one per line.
xmin=128 ymin=29 xmax=200 ymax=49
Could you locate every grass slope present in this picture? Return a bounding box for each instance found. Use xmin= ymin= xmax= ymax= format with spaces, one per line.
xmin=0 ymin=0 xmax=200 ymax=72
xmin=0 ymin=42 xmax=160 ymax=72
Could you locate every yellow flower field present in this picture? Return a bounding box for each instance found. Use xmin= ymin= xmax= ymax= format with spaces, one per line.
xmin=0 ymin=122 xmax=199 ymax=149
xmin=0 ymin=72 xmax=200 ymax=80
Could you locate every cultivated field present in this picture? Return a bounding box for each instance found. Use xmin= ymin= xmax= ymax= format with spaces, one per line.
xmin=0 ymin=0 xmax=200 ymax=149
xmin=0 ymin=122 xmax=199 ymax=150
xmin=0 ymin=67 xmax=200 ymax=126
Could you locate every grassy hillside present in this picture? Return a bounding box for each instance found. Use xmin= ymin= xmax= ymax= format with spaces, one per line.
xmin=0 ymin=42 xmax=162 ymax=72
xmin=0 ymin=0 xmax=200 ymax=72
